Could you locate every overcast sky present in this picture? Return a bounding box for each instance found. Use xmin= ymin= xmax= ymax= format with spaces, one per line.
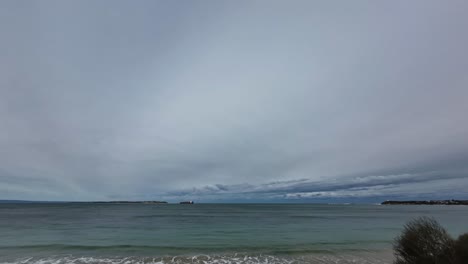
xmin=1 ymin=1 xmax=467 ymax=202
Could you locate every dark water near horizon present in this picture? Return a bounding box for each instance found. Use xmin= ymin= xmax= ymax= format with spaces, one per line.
xmin=1 ymin=203 xmax=467 ymax=263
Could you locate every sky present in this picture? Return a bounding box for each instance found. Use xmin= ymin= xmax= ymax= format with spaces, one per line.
xmin=1 ymin=0 xmax=467 ymax=202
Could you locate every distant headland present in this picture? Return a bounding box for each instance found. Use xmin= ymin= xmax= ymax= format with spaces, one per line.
xmin=0 ymin=200 xmax=198 ymax=204
xmin=382 ymin=199 xmax=468 ymax=205
xmin=78 ymin=201 xmax=169 ymax=204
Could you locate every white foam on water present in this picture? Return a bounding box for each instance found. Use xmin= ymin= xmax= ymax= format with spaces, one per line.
xmin=0 ymin=253 xmax=393 ymax=264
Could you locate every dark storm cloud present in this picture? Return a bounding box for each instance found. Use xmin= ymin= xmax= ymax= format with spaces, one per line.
xmin=0 ymin=0 xmax=467 ymax=201
xmin=158 ymin=170 xmax=468 ymax=201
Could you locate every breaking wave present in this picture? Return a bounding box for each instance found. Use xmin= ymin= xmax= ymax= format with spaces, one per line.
xmin=0 ymin=252 xmax=393 ymax=264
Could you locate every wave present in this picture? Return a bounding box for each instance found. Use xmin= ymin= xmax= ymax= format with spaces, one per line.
xmin=0 ymin=253 xmax=393 ymax=264
xmin=0 ymin=242 xmax=391 ymax=254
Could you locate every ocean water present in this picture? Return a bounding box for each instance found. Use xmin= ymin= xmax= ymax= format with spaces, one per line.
xmin=1 ymin=203 xmax=467 ymax=264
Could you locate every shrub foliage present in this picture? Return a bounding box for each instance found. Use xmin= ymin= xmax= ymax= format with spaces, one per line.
xmin=454 ymin=233 xmax=468 ymax=264
xmin=393 ymin=217 xmax=455 ymax=264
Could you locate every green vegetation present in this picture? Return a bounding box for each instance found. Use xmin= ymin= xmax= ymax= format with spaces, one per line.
xmin=394 ymin=216 xmax=468 ymax=264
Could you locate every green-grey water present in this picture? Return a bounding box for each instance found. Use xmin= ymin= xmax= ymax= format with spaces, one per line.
xmin=1 ymin=203 xmax=467 ymax=263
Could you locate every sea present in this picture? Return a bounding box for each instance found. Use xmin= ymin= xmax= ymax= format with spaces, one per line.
xmin=1 ymin=203 xmax=467 ymax=264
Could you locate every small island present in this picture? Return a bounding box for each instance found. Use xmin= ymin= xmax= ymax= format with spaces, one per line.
xmin=382 ymin=199 xmax=468 ymax=205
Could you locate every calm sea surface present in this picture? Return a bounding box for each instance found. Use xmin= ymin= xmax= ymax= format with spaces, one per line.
xmin=0 ymin=203 xmax=467 ymax=263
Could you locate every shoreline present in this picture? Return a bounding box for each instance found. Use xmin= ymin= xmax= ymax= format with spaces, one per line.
xmin=0 ymin=249 xmax=395 ymax=264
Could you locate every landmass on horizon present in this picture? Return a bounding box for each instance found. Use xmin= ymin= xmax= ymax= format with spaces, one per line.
xmin=0 ymin=200 xmax=195 ymax=204
xmin=0 ymin=200 xmax=169 ymax=204
xmin=2 ymin=199 xmax=468 ymax=205
xmin=382 ymin=199 xmax=468 ymax=205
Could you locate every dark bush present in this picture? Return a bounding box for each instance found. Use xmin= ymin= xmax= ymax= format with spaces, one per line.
xmin=454 ymin=233 xmax=468 ymax=264
xmin=393 ymin=217 xmax=456 ymax=264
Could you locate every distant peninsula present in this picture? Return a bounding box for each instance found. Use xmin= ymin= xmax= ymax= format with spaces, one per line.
xmin=0 ymin=200 xmax=168 ymax=204
xmin=382 ymin=200 xmax=468 ymax=205
xmin=78 ymin=201 xmax=168 ymax=204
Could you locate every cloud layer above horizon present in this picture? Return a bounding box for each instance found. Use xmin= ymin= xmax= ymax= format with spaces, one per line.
xmin=1 ymin=0 xmax=468 ymax=202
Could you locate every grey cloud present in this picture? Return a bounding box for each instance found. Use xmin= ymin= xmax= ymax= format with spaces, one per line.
xmin=1 ymin=0 xmax=467 ymax=201
xmin=149 ymin=170 xmax=468 ymax=202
